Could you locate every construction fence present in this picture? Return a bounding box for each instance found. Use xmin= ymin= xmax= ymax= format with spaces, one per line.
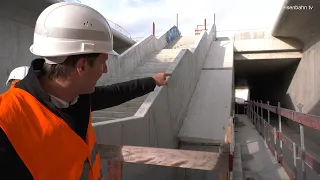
xmin=244 ymin=100 xmax=320 ymax=180
xmin=98 ymin=117 xmax=235 ymax=180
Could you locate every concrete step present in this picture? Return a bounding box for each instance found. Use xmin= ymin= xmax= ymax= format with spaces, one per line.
xmin=137 ymin=62 xmax=172 ymax=69
xmin=93 ymin=111 xmax=135 ymax=119
xmin=133 ymin=66 xmax=171 ymax=74
xmin=165 ymin=36 xmax=197 ymax=49
xmin=142 ymin=49 xmax=180 ymax=62
xmin=92 ymin=44 xmax=182 ymax=122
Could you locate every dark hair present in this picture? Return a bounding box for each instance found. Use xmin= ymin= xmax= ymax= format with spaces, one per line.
xmin=43 ymin=53 xmax=100 ymax=80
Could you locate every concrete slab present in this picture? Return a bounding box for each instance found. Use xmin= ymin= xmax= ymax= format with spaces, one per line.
xmin=203 ymin=40 xmax=234 ymax=68
xmin=178 ymin=69 xmax=233 ymax=144
xmin=235 ymin=115 xmax=289 ymax=180
xmin=234 ymin=52 xmax=302 ymax=60
xmin=233 ymin=37 xmax=302 ymax=53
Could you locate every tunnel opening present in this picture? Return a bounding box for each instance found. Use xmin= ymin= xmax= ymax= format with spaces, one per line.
xmin=235 ymin=58 xmax=301 ymax=126
xmin=235 ymin=88 xmax=249 ymax=114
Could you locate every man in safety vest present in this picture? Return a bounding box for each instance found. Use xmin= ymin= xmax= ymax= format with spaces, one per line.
xmin=0 ymin=2 xmax=170 ymax=179
xmin=6 ymin=66 xmax=30 ymax=87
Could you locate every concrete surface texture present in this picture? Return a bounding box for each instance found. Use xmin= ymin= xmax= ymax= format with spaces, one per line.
xmin=280 ymin=39 xmax=320 ymax=159
xmin=0 ymin=2 xmax=39 ymax=94
xmin=0 ymin=1 xmax=135 ymax=94
xmin=92 ymin=49 xmax=181 ymax=122
xmin=233 ymin=31 xmax=302 ymax=89
xmin=235 ymin=115 xmax=289 ymax=180
xmin=93 ymin=24 xmax=216 ymax=180
xmin=272 ymin=0 xmax=320 ymax=50
xmin=178 ymin=39 xmax=234 ymax=144
xmin=92 ymin=26 xmax=187 ymax=122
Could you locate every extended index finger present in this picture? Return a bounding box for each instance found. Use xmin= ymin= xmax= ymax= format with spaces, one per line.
xmin=164 ymin=73 xmax=172 ymax=77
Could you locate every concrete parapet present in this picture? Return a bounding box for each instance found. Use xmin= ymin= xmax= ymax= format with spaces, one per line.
xmin=93 ymin=24 xmax=216 ymax=179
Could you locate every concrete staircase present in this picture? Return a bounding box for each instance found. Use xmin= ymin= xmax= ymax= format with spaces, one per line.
xmin=92 ymin=36 xmax=197 ymax=123
xmin=165 ymin=36 xmax=197 ymax=49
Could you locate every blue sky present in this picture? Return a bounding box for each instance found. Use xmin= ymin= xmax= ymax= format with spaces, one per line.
xmin=80 ymin=0 xmax=285 ymax=39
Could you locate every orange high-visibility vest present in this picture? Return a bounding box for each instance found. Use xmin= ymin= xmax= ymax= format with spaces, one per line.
xmin=0 ymin=87 xmax=104 ymax=180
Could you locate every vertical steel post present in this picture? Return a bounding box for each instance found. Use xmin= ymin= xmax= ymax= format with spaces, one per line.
xmin=152 ymin=22 xmax=155 ymax=36
xmin=176 ymin=14 xmax=179 ymax=28
xmin=293 ymin=142 xmax=297 ymax=178
xmin=204 ymin=19 xmax=207 ymax=30
xmin=278 ymin=102 xmax=283 ymax=162
xmin=253 ymin=101 xmax=256 ymax=126
xmin=261 ymin=100 xmax=264 ymax=136
xmin=267 ymin=101 xmax=270 ymax=142
xmin=297 ymin=103 xmax=306 ymax=180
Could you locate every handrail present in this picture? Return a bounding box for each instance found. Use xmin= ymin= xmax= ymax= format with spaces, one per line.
xmin=107 ymin=19 xmax=132 ymax=38
xmin=71 ymin=1 xmax=132 ymax=39
xmin=250 ymin=101 xmax=320 ymax=131
xmin=245 ymin=100 xmax=320 ymax=180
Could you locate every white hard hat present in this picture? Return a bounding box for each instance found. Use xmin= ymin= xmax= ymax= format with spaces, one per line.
xmin=29 ymin=2 xmax=118 ymax=64
xmin=6 ymin=66 xmax=29 ymax=87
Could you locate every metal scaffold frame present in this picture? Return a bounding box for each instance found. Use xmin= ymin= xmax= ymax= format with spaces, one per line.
xmin=245 ymin=100 xmax=320 ymax=180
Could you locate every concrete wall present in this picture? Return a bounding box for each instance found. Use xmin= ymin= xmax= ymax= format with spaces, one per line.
xmin=0 ymin=2 xmax=39 ymax=93
xmin=178 ymin=38 xmax=234 ymax=144
xmin=96 ymin=26 xmax=181 ymax=86
xmin=93 ymin=24 xmax=216 ymax=180
xmin=281 ymin=40 xmax=320 ymax=148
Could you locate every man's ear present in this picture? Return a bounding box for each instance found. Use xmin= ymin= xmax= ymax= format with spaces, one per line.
xmin=75 ymin=57 xmax=87 ymax=76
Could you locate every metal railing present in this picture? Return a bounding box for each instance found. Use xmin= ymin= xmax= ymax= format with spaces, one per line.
xmin=107 ymin=19 xmax=132 ymax=39
xmin=69 ymin=0 xmax=132 ymax=39
xmin=245 ymin=100 xmax=320 ymax=180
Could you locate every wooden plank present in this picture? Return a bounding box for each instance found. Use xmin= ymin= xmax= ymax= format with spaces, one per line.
xmin=108 ymin=160 xmax=122 ymax=180
xmin=292 ymin=111 xmax=320 ymax=131
xmin=226 ymin=123 xmax=233 ymax=144
xmin=98 ymin=144 xmax=230 ymax=172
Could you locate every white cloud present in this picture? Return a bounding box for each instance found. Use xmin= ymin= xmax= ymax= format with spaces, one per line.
xmin=80 ymin=0 xmax=285 ymax=38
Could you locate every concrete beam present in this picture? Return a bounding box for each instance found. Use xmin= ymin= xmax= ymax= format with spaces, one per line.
xmin=272 ymin=0 xmax=320 ymax=48
xmin=234 ymin=52 xmax=302 ymax=60
xmin=233 ymin=37 xmax=303 ymax=53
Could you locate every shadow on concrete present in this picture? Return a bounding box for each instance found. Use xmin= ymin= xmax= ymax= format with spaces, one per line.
xmin=276 ymin=36 xmax=304 ymax=51
xmin=202 ymin=37 xmax=228 ymax=69
xmin=164 ymin=37 xmax=182 ymax=49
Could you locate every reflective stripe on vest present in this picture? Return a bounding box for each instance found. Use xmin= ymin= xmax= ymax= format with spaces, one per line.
xmin=0 ymin=87 xmax=104 ymax=180
xmin=80 ymin=142 xmax=104 ymax=180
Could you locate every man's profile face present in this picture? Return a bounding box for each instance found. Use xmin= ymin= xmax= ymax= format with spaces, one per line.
xmin=77 ymin=53 xmax=108 ymax=94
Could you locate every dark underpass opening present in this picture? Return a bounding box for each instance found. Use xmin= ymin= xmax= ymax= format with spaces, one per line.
xmin=234 ymin=58 xmax=300 ymax=108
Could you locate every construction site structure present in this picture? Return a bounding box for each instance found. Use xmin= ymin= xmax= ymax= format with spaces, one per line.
xmin=2 ymin=0 xmax=320 ymax=179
